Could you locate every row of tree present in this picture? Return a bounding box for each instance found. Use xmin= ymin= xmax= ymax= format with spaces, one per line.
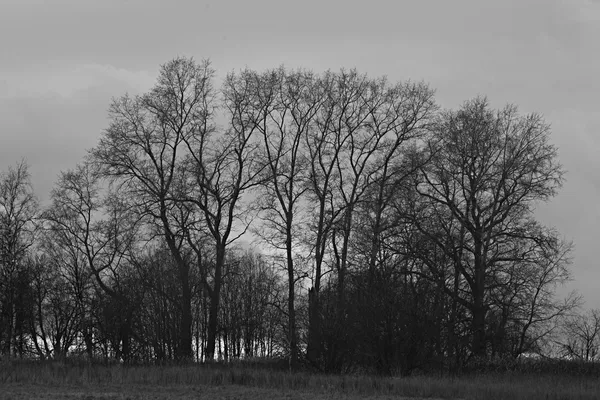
xmin=0 ymin=57 xmax=594 ymax=374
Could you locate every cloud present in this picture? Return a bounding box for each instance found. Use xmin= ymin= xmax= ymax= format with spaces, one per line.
xmin=1 ymin=62 xmax=155 ymax=99
xmin=0 ymin=62 xmax=156 ymax=203
xmin=573 ymin=0 xmax=600 ymax=22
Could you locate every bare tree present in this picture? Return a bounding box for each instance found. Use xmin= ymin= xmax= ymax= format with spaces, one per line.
xmin=92 ymin=57 xmax=215 ymax=360
xmin=490 ymin=233 xmax=579 ymax=357
xmin=303 ymin=71 xmax=342 ymax=365
xmin=0 ymin=160 xmax=38 ymax=357
xmin=559 ymin=309 xmax=600 ymax=362
xmin=177 ymin=67 xmax=264 ymax=361
xmin=42 ymin=162 xmax=139 ymax=360
xmin=29 ymin=244 xmax=92 ymax=360
xmin=240 ymin=67 xmax=322 ymax=369
xmin=414 ymin=97 xmax=565 ymax=358
xmin=304 ymin=72 xmax=436 ymax=366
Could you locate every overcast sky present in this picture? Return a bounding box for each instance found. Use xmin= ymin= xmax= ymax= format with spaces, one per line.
xmin=1 ymin=0 xmax=599 ymax=307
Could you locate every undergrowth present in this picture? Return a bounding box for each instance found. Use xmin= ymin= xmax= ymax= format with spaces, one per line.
xmin=1 ymin=359 xmax=599 ymax=400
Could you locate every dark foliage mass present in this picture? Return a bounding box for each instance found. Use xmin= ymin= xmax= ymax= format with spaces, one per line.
xmin=0 ymin=57 xmax=592 ymax=375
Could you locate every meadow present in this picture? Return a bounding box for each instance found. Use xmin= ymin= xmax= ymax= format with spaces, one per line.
xmin=1 ymin=360 xmax=600 ymax=400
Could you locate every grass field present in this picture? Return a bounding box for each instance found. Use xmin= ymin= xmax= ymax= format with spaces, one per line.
xmin=1 ymin=361 xmax=599 ymax=399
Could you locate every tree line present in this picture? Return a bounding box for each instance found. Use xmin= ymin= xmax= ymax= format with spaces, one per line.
xmin=0 ymin=57 xmax=595 ymax=374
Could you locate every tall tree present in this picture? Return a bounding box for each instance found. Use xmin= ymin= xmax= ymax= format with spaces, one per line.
xmin=178 ymin=67 xmax=264 ymax=361
xmin=305 ymin=72 xmax=436 ymax=366
xmin=414 ymin=97 xmax=564 ymax=358
xmin=245 ymin=67 xmax=322 ymax=369
xmin=92 ymin=57 xmax=216 ymax=360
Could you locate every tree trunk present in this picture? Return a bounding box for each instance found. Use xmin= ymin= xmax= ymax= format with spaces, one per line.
xmin=471 ymin=241 xmax=487 ymax=358
xmin=205 ymin=244 xmax=224 ymax=362
xmin=307 ymin=227 xmax=324 ymax=365
xmin=307 ymin=288 xmax=321 ymax=365
xmin=466 ymin=231 xmax=487 ymax=359
xmin=449 ymin=265 xmax=461 ymax=371
xmin=287 ymin=221 xmax=297 ymax=370
xmin=337 ymin=207 xmax=354 ymax=324
xmin=121 ymin=323 xmax=131 ymax=363
xmin=177 ymin=264 xmax=193 ymax=361
xmin=84 ymin=320 xmax=94 ymax=360
xmin=3 ymin=299 xmax=14 ymax=357
xmin=471 ymin=301 xmax=487 ymax=358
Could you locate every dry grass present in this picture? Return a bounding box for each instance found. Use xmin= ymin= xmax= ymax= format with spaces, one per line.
xmin=0 ymin=383 xmax=363 ymax=400
xmin=1 ymin=361 xmax=599 ymax=399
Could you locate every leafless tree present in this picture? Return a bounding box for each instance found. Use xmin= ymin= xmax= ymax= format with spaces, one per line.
xmin=304 ymin=72 xmax=436 ymax=365
xmin=559 ymin=309 xmax=600 ymax=362
xmin=176 ymin=68 xmax=265 ymax=361
xmin=42 ymin=162 xmax=139 ymax=360
xmin=91 ymin=57 xmax=215 ymax=360
xmin=0 ymin=160 xmax=38 ymax=357
xmin=240 ymin=67 xmax=322 ymax=369
xmin=486 ymin=232 xmax=579 ymax=357
xmin=414 ymin=97 xmax=565 ymax=358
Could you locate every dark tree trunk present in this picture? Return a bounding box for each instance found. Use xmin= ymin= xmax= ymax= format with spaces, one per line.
xmin=178 ymin=263 xmax=194 ymax=361
xmin=205 ymin=245 xmax=224 ymax=362
xmin=287 ymin=220 xmax=297 ymax=370
xmin=2 ymin=299 xmax=14 ymax=357
xmin=307 ymin=190 xmax=328 ymax=366
xmin=471 ymin=240 xmax=487 ymax=358
xmin=307 ymin=288 xmax=321 ymax=365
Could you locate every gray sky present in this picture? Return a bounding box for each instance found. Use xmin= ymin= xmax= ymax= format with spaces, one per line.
xmin=1 ymin=0 xmax=599 ymax=307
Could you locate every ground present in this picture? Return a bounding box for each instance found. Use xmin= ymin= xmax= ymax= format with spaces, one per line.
xmin=3 ymin=363 xmax=599 ymax=400
xmin=0 ymin=383 xmax=439 ymax=400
